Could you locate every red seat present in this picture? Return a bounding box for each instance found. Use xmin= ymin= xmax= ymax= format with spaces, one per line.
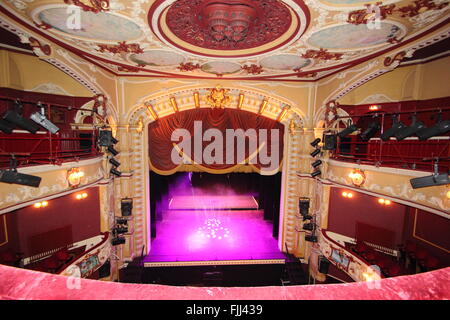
xmin=387 ymin=264 xmax=401 ymax=277
xmin=424 ymin=256 xmax=439 ymax=269
xmin=354 ymin=242 xmax=368 ymax=254
xmin=416 ymin=249 xmax=428 ymax=262
xmin=376 ymin=257 xmax=392 ymax=271
xmin=0 ymin=250 xmax=16 ymax=263
xmin=55 ymin=249 xmax=71 ymax=261
xmin=363 ymin=251 xmax=377 ymax=263
xmin=42 ymin=256 xmax=59 ymax=270
xmin=405 ymin=241 xmax=417 ymax=255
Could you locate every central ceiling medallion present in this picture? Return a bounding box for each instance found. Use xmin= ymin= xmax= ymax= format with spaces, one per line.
xmin=166 ymin=0 xmax=291 ymax=50
xmin=150 ymin=0 xmax=309 ymax=57
xmin=201 ymin=0 xmax=257 ymax=43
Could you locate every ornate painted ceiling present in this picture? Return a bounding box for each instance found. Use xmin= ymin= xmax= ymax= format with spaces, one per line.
xmin=0 ymin=0 xmax=449 ymax=81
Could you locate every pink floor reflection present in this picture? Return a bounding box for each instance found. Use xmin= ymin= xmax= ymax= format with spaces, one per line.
xmin=145 ymin=196 xmax=284 ymax=263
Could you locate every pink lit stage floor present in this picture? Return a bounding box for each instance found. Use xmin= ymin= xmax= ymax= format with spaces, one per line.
xmin=144 ymin=209 xmax=285 ymax=267
xmin=168 ymin=195 xmax=259 ymax=210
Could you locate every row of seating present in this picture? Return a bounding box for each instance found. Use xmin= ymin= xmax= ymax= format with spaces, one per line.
xmin=353 ymin=241 xmax=441 ymax=278
xmin=0 ymin=247 xmax=80 ymax=274
xmin=402 ymin=241 xmax=440 ymax=272
xmin=353 ymin=242 xmax=403 ymax=277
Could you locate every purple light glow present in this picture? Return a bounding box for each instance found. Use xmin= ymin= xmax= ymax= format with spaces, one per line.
xmin=146 ymin=207 xmax=283 ymax=263
xmin=147 ymin=173 xmax=283 ymax=263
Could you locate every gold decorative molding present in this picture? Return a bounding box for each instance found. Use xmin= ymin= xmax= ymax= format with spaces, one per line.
xmin=205 ymin=85 xmax=231 ymax=109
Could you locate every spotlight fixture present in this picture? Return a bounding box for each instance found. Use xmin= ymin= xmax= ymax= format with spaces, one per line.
xmin=395 ymin=114 xmax=425 ymax=141
xmin=113 ymin=226 xmax=128 ymax=234
xmin=311 ymin=160 xmax=322 ymax=168
xmin=310 ymin=148 xmax=321 ymax=158
xmin=107 ymin=145 xmax=119 ymax=156
xmin=410 ymin=162 xmax=450 ymax=189
xmin=416 ymin=113 xmax=450 ymax=141
xmin=310 ymin=138 xmax=321 ymax=147
xmin=30 ymin=102 xmax=60 ymax=134
xmin=116 ymin=218 xmax=128 ymax=225
xmin=311 ymin=170 xmax=321 ymax=178
xmin=381 ymin=115 xmax=406 ymax=141
xmin=323 ymin=133 xmax=337 ymax=151
xmin=338 ymin=121 xmax=358 ymax=138
xmin=0 ymin=119 xmax=14 ymax=134
xmin=98 ymin=130 xmax=116 ymax=147
xmin=121 ymin=198 xmax=133 ymax=216
xmin=0 ymin=156 xmax=41 ymax=187
xmin=112 ymin=237 xmax=126 ymax=246
xmin=305 ymin=235 xmax=318 ymax=243
xmin=110 ymin=168 xmax=122 ymax=177
xmin=360 ymin=120 xmax=380 ymax=141
xmin=3 ymin=100 xmax=40 ymax=134
xmin=109 ymin=158 xmax=121 ymax=167
xmin=299 ymin=198 xmax=310 ymax=216
xmin=303 ymin=223 xmax=315 ymax=231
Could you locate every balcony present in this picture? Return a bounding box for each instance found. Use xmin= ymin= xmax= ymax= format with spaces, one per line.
xmin=330 ymin=97 xmax=450 ymax=172
xmin=0 ymin=87 xmax=102 ymax=169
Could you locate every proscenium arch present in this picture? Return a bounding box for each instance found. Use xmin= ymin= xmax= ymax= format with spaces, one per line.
xmin=124 ymin=86 xmax=305 ymax=258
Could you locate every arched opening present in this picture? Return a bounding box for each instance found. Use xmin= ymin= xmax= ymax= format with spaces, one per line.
xmin=145 ymin=108 xmax=286 ymax=277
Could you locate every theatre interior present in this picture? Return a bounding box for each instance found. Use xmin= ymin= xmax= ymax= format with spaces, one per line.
xmin=0 ymin=0 xmax=449 ymax=300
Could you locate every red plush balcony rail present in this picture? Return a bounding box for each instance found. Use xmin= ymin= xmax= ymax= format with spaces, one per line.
xmin=330 ymin=98 xmax=450 ymax=172
xmin=0 ymin=88 xmax=102 ymax=169
xmin=0 ymin=264 xmax=448 ymax=299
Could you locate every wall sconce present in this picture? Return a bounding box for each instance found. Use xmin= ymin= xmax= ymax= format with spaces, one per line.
xmin=67 ymin=168 xmax=84 ymax=188
xmin=349 ymin=169 xmax=365 ymax=187
xmin=378 ymin=198 xmax=392 ymax=205
xmin=34 ymin=200 xmax=48 ymax=208
xmin=342 ymin=191 xmax=353 ymax=198
xmin=75 ymin=192 xmax=88 ymax=200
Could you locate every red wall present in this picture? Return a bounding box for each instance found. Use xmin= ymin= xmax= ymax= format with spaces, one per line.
xmin=328 ymin=187 xmax=450 ymax=268
xmin=328 ymin=187 xmax=407 ymax=247
xmin=0 ymin=187 xmax=101 ymax=257
xmin=403 ymin=208 xmax=450 ymax=266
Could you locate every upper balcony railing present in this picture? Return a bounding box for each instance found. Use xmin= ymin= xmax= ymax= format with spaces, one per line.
xmin=0 ymin=88 xmax=104 ymax=169
xmin=329 ymin=98 xmax=450 ymax=172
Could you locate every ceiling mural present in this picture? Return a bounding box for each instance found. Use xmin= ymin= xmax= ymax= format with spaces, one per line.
xmin=307 ymin=22 xmax=405 ymax=50
xmin=129 ymin=50 xmax=185 ymax=66
xmin=0 ymin=0 xmax=448 ymax=81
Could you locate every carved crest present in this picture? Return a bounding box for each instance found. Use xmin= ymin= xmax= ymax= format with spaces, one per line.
xmin=205 ymin=85 xmax=232 ymax=108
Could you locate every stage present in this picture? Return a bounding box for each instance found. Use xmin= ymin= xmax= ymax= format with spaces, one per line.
xmin=168 ymin=195 xmax=259 ymax=210
xmin=145 ymin=195 xmax=284 ymax=267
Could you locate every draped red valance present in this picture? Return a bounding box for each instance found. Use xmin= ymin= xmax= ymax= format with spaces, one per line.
xmin=148 ymin=108 xmax=284 ymax=175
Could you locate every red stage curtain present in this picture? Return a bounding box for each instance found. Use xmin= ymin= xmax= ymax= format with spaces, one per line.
xmin=148 ymin=109 xmax=284 ymax=175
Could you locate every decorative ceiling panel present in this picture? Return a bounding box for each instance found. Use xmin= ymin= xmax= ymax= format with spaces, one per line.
xmin=0 ymin=0 xmax=448 ymax=81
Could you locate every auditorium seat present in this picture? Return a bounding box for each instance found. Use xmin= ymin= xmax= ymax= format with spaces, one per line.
xmin=386 ymin=264 xmax=401 ymax=277
xmin=424 ymin=256 xmax=440 ymax=271
xmin=354 ymin=242 xmax=368 ymax=254
xmin=55 ymin=248 xmax=71 ymax=262
xmin=42 ymin=256 xmax=60 ymax=273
